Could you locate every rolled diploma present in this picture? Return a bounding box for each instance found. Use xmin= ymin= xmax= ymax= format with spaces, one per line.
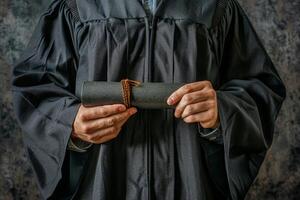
xmin=81 ymin=81 xmax=185 ymax=109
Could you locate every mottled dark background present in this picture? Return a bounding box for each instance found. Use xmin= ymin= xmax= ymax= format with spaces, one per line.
xmin=0 ymin=0 xmax=299 ymax=199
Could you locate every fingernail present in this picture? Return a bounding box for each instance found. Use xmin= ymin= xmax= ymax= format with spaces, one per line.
xmin=130 ymin=108 xmax=137 ymax=114
xmin=118 ymin=106 xmax=126 ymax=112
xmin=167 ymin=97 xmax=173 ymax=105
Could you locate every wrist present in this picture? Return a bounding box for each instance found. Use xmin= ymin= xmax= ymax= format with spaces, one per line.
xmin=68 ymin=133 xmax=93 ymax=152
xmin=197 ymin=122 xmax=222 ymax=142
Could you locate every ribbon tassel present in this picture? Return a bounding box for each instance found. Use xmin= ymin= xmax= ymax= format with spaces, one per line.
xmin=121 ymin=79 xmax=141 ymax=108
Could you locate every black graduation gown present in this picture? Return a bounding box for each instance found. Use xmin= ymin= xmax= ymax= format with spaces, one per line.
xmin=11 ymin=0 xmax=286 ymax=199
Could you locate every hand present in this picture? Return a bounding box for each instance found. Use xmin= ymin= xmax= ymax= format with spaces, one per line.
xmin=167 ymin=81 xmax=219 ymax=129
xmin=72 ymin=104 xmax=137 ymax=144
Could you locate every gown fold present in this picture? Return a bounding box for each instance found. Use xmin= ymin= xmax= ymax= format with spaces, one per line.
xmin=11 ymin=0 xmax=286 ymax=199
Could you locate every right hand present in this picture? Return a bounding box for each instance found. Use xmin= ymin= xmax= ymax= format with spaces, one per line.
xmin=72 ymin=104 xmax=137 ymax=144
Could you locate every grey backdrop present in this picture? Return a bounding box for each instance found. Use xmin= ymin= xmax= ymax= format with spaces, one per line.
xmin=0 ymin=0 xmax=299 ymax=199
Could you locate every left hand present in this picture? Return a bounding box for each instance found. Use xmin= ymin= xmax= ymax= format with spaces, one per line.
xmin=167 ymin=81 xmax=219 ymax=129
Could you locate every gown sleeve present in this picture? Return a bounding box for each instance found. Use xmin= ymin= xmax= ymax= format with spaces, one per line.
xmin=211 ymin=0 xmax=286 ymax=199
xmin=11 ymin=0 xmax=81 ymax=198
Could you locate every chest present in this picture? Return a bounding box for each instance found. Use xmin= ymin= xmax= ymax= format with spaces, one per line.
xmin=75 ymin=0 xmax=221 ymax=88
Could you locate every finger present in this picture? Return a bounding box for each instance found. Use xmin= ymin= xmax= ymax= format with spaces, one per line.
xmin=118 ymin=109 xmax=135 ymax=127
xmin=201 ymin=120 xmax=220 ymax=129
xmin=167 ymin=81 xmax=212 ymax=105
xmin=75 ymin=126 xmax=120 ymax=143
xmin=80 ymin=104 xmax=127 ymax=121
xmin=91 ymin=107 xmax=138 ymax=143
xmin=174 ymin=89 xmax=214 ymax=118
xmin=182 ymin=110 xmax=216 ymax=124
xmin=181 ymin=100 xmax=215 ymax=118
xmin=100 ymin=107 xmax=135 ymax=129
xmin=71 ymin=132 xmax=84 ymax=140
xmin=93 ymin=130 xmax=121 ymax=144
xmin=96 ymin=107 xmax=137 ymax=129
xmin=89 ymin=126 xmax=121 ymax=142
xmin=81 ymin=107 xmax=137 ymax=133
xmin=72 ymin=131 xmax=93 ymax=142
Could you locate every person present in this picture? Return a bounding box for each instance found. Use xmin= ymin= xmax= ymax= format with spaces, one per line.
xmin=11 ymin=0 xmax=286 ymax=199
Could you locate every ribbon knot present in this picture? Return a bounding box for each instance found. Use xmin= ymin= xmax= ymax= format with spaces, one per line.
xmin=121 ymin=79 xmax=141 ymax=108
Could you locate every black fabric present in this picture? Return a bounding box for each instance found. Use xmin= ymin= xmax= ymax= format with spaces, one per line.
xmin=11 ymin=0 xmax=286 ymax=199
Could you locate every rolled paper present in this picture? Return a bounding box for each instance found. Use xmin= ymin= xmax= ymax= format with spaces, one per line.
xmin=81 ymin=81 xmax=186 ymax=109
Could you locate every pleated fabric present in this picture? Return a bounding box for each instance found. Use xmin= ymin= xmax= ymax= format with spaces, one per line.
xmin=11 ymin=0 xmax=286 ymax=199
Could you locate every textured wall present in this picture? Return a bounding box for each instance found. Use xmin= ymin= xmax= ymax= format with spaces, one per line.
xmin=0 ymin=0 xmax=299 ymax=199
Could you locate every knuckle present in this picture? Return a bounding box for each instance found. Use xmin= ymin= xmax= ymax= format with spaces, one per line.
xmin=100 ymin=109 xmax=108 ymax=117
xmin=91 ymin=110 xmax=97 ymax=117
xmin=96 ymin=121 xmax=104 ymax=129
xmin=186 ymin=105 xmax=193 ymax=114
xmin=208 ymin=89 xmax=215 ymax=97
xmin=81 ymin=124 xmax=89 ymax=133
xmin=204 ymin=80 xmax=212 ymax=87
xmin=201 ymin=122 xmax=210 ymax=129
xmin=175 ymin=107 xmax=182 ymax=114
xmin=183 ymin=94 xmax=192 ymax=103
xmin=212 ymin=90 xmax=216 ymax=97
xmin=107 ymin=118 xmax=115 ymax=126
xmin=107 ymin=128 xmax=115 ymax=135
xmin=184 ymin=116 xmax=193 ymax=123
xmin=183 ymin=117 xmax=189 ymax=123
xmin=209 ymin=100 xmax=216 ymax=107
xmin=204 ymin=101 xmax=212 ymax=108
xmin=111 ymin=126 xmax=118 ymax=133
xmin=79 ymin=113 xmax=86 ymax=121
xmin=208 ymin=111 xmax=215 ymax=120
xmin=183 ymin=84 xmax=192 ymax=93
xmin=190 ymin=115 xmax=196 ymax=121
xmin=111 ymin=117 xmax=117 ymax=124
xmin=112 ymin=132 xmax=119 ymax=138
xmin=73 ymin=121 xmax=80 ymax=129
xmin=212 ymin=101 xmax=218 ymax=109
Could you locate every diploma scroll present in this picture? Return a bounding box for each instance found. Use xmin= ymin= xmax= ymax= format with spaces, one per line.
xmin=81 ymin=81 xmax=185 ymax=109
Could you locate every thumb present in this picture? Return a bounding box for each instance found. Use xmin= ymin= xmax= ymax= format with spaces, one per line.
xmin=128 ymin=107 xmax=138 ymax=115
